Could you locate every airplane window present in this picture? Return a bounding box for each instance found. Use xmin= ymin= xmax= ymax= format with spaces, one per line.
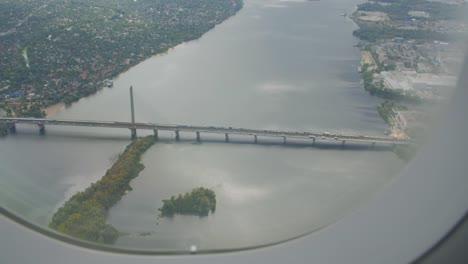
xmin=0 ymin=0 xmax=466 ymax=254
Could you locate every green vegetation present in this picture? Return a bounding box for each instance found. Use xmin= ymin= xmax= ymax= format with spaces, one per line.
xmin=352 ymin=0 xmax=466 ymax=42
xmin=159 ymin=187 xmax=216 ymax=217
xmin=0 ymin=124 xmax=7 ymax=137
xmin=357 ymin=0 xmax=465 ymax=21
xmin=377 ymin=100 xmax=408 ymax=126
xmin=352 ymin=0 xmax=456 ymax=162
xmin=0 ymin=103 xmax=13 ymax=117
xmin=49 ymin=136 xmax=155 ymax=244
xmin=0 ymin=0 xmax=243 ymax=116
xmin=378 ymin=101 xmax=421 ymax=161
xmin=360 ymin=64 xmax=421 ymax=103
xmin=16 ymin=101 xmax=45 ymax=117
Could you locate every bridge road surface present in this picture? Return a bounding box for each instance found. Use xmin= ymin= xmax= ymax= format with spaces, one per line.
xmin=0 ymin=118 xmax=412 ymax=146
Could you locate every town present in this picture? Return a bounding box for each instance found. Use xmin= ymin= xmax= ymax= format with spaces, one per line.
xmin=351 ymin=0 xmax=467 ymax=145
xmin=1 ymin=0 xmax=467 ymax=160
xmin=0 ymin=0 xmax=242 ymax=117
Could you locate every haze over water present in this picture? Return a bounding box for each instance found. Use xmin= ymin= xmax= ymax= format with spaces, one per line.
xmin=0 ymin=0 xmax=404 ymax=251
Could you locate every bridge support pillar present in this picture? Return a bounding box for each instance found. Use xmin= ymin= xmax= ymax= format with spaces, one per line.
xmin=196 ymin=131 xmax=201 ymax=142
xmin=254 ymin=135 xmax=258 ymax=144
xmin=153 ymin=129 xmax=158 ymax=140
xmin=341 ymin=140 xmax=346 ymax=148
xmin=38 ymin=124 xmax=45 ymax=135
xmin=225 ymin=133 xmax=229 ymax=142
xmin=371 ymin=142 xmax=376 ymax=149
xmin=311 ymin=137 xmax=316 ymax=145
xmin=175 ymin=130 xmax=180 ymax=141
xmin=130 ymin=128 xmax=137 ymax=140
xmin=282 ymin=136 xmax=286 ymax=144
xmin=8 ymin=123 xmax=16 ymax=134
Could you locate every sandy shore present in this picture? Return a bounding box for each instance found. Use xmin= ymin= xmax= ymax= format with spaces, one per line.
xmin=390 ymin=125 xmax=409 ymax=140
xmin=43 ymin=102 xmax=65 ymax=117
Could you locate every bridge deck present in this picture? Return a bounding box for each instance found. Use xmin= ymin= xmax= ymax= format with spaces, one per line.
xmin=0 ymin=118 xmax=412 ymax=145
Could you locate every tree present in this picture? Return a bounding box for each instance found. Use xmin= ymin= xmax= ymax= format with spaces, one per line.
xmin=49 ymin=137 xmax=155 ymax=244
xmin=159 ymin=187 xmax=217 ymax=217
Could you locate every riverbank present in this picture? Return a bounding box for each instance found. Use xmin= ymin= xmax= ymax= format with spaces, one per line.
xmin=44 ymin=102 xmax=65 ymax=117
xmin=377 ymin=101 xmax=409 ymax=140
xmin=349 ymin=0 xmax=465 ymax=159
xmin=0 ymin=1 xmax=410 ymax=251
xmin=0 ymin=0 xmax=243 ymax=118
xmin=49 ymin=136 xmax=155 ymax=244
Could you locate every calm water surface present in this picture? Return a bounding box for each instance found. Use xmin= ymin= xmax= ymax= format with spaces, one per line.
xmin=0 ymin=0 xmax=404 ymax=251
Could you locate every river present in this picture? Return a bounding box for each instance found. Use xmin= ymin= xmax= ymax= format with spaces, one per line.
xmin=0 ymin=0 xmax=404 ymax=252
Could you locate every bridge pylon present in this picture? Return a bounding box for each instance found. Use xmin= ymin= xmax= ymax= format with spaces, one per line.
xmin=130 ymin=128 xmax=137 ymax=140
xmin=39 ymin=124 xmax=45 ymax=135
xmin=153 ymin=129 xmax=158 ymax=140
xmin=130 ymin=86 xmax=137 ymax=140
xmin=8 ymin=123 xmax=16 ymax=134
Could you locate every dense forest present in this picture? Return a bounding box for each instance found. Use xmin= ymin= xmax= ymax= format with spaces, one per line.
xmin=49 ymin=136 xmax=155 ymax=244
xmin=159 ymin=187 xmax=216 ymax=217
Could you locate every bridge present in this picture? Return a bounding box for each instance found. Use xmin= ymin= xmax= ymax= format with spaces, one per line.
xmin=0 ymin=87 xmax=412 ymax=147
xmin=0 ymin=118 xmax=411 ymax=147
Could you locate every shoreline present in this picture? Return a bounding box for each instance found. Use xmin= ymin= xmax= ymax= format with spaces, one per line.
xmin=350 ymin=8 xmax=409 ymax=141
xmin=40 ymin=3 xmax=243 ymax=114
xmin=43 ymin=102 xmax=65 ymax=117
xmin=49 ymin=137 xmax=155 ymax=244
xmin=1 ymin=1 xmax=244 ymax=117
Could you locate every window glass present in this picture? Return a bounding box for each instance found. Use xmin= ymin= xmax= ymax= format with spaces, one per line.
xmin=0 ymin=0 xmax=466 ymax=253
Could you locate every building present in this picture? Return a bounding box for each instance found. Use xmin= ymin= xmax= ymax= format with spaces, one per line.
xmin=381 ymin=71 xmax=457 ymax=92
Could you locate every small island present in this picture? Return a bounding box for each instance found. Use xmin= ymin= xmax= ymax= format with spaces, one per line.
xmin=159 ymin=187 xmax=216 ymax=217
